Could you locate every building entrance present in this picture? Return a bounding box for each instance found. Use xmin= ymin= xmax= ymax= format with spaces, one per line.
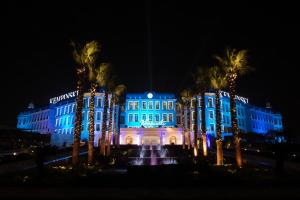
xmin=142 ymin=136 xmax=160 ymax=145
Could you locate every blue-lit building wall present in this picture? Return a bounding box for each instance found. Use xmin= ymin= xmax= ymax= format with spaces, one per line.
xmin=124 ymin=92 xmax=176 ymax=128
xmin=17 ymin=90 xmax=283 ymax=147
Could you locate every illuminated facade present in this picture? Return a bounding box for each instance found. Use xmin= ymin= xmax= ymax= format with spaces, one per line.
xmin=17 ymin=90 xmax=283 ymax=147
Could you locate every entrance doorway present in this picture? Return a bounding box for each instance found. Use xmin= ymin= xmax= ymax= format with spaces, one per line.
xmin=142 ymin=136 xmax=160 ymax=145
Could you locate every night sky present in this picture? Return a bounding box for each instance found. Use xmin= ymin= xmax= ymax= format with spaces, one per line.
xmin=1 ymin=1 xmax=299 ymax=137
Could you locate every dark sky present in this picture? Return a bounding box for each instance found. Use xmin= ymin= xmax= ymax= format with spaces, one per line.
xmin=1 ymin=1 xmax=299 ymax=136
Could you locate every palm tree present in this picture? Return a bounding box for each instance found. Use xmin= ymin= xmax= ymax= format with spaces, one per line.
xmin=96 ymin=63 xmax=112 ymax=156
xmin=215 ymin=48 xmax=250 ymax=168
xmin=177 ymin=100 xmax=185 ymax=149
xmin=71 ymin=41 xmax=99 ymax=166
xmin=106 ymin=79 xmax=116 ymax=156
xmin=113 ymin=85 xmax=126 ymax=146
xmin=209 ymin=66 xmax=227 ymax=165
xmin=192 ymin=95 xmax=199 ymax=157
xmin=194 ymin=67 xmax=210 ymax=157
xmin=87 ymin=64 xmax=103 ymax=165
xmin=180 ymin=89 xmax=193 ymax=150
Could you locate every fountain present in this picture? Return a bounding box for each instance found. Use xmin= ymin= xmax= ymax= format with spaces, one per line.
xmin=129 ymin=144 xmax=177 ymax=166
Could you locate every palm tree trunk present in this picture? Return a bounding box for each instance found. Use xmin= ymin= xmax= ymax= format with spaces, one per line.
xmin=181 ymin=105 xmax=185 ymax=149
xmin=201 ymin=92 xmax=208 ymax=157
xmin=187 ymin=104 xmax=191 ymax=150
xmin=100 ymin=90 xmax=108 ymax=156
xmin=72 ymin=67 xmax=85 ymax=166
xmin=113 ymin=100 xmax=117 ymax=146
xmin=228 ymin=76 xmax=242 ymax=168
xmin=106 ymin=95 xmax=114 ymax=156
xmin=193 ymin=97 xmax=198 ymax=157
xmin=117 ymin=104 xmax=121 ymax=147
xmin=88 ymin=83 xmax=96 ymax=165
xmin=215 ymin=90 xmax=223 ymax=165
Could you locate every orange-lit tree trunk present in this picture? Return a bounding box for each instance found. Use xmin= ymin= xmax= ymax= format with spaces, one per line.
xmin=72 ymin=67 xmax=85 ymax=166
xmin=88 ymin=83 xmax=97 ymax=165
xmin=117 ymin=104 xmax=121 ymax=147
xmin=100 ymin=90 xmax=108 ymax=156
xmin=228 ymin=75 xmax=242 ymax=168
xmin=187 ymin=105 xmax=191 ymax=150
xmin=181 ymin=104 xmax=185 ymax=149
xmin=106 ymin=95 xmax=114 ymax=156
xmin=215 ymin=90 xmax=223 ymax=165
xmin=113 ymin=101 xmax=117 ymax=146
xmin=193 ymin=97 xmax=198 ymax=157
xmin=200 ymin=92 xmax=208 ymax=157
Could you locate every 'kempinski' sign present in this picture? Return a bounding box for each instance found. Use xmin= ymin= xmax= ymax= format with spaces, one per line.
xmin=49 ymin=91 xmax=78 ymax=104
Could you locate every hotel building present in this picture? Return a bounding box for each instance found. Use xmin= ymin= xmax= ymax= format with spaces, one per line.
xmin=17 ymin=90 xmax=283 ymax=147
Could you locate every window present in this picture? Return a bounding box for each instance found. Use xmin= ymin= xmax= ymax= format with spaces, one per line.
xmin=134 ymin=102 xmax=139 ymax=110
xmin=155 ymin=114 xmax=159 ymax=122
xmin=191 ymin=111 xmax=195 ymax=121
xmin=148 ymin=101 xmax=153 ymax=110
xmin=96 ymin=112 xmax=101 ymax=121
xmin=199 ymin=110 xmax=202 ymax=120
xmin=163 ymin=114 xmax=168 ymax=122
xmin=134 ymin=114 xmax=138 ymax=122
xmin=56 ymin=108 xmax=59 ymax=116
xmin=67 ymin=105 xmax=70 ymax=114
xmin=96 ymin=124 xmax=100 ymax=131
xmin=209 ymin=110 xmax=214 ymax=119
xmin=169 ymin=136 xmax=177 ymax=144
xmin=142 ymin=114 xmax=146 ymax=121
xmin=198 ymin=97 xmax=201 ymax=107
xmin=149 ymin=114 xmax=153 ymax=121
xmin=126 ymin=136 xmax=133 ymax=144
xmin=142 ymin=101 xmax=147 ymax=110
xmin=168 ymin=101 xmax=173 ymax=110
xmin=129 ymin=114 xmax=133 ymax=122
xmin=128 ymin=101 xmax=134 ymax=110
xmin=59 ymin=107 xmax=62 ymax=115
xmin=162 ymin=101 xmax=167 ymax=110
xmin=66 ymin=116 xmax=69 ymax=125
xmin=72 ymin=104 xmax=75 ymax=113
xmin=168 ymin=113 xmax=173 ymax=122
xmin=210 ymin=124 xmax=215 ymax=132
xmin=59 ymin=118 xmax=62 ymax=126
xmin=155 ymin=101 xmax=160 ymax=110
xmin=55 ymin=119 xmax=58 ymax=126
xmin=208 ymin=98 xmax=214 ymax=107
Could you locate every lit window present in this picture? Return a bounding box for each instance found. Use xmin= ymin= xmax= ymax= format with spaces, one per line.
xmin=155 ymin=114 xmax=159 ymax=122
xmin=96 ymin=112 xmax=101 ymax=121
xmin=210 ymin=124 xmax=215 ymax=132
xmin=149 ymin=114 xmax=153 ymax=122
xmin=96 ymin=124 xmax=100 ymax=131
xmin=129 ymin=114 xmax=133 ymax=122
xmin=155 ymin=101 xmax=160 ymax=110
xmin=142 ymin=101 xmax=147 ymax=110
xmin=134 ymin=102 xmax=139 ymax=110
xmin=208 ymin=98 xmax=214 ymax=108
xmin=162 ymin=101 xmax=167 ymax=110
xmin=191 ymin=111 xmax=195 ymax=121
xmin=148 ymin=101 xmax=153 ymax=110
xmin=55 ymin=119 xmax=58 ymax=126
xmin=163 ymin=114 xmax=167 ymax=122
xmin=168 ymin=101 xmax=173 ymax=110
xmin=128 ymin=101 xmax=134 ymax=110
xmin=168 ymin=113 xmax=173 ymax=122
xmin=209 ymin=110 xmax=214 ymax=119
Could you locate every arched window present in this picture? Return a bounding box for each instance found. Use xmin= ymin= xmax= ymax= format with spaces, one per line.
xmin=169 ymin=136 xmax=177 ymax=145
xmin=125 ymin=136 xmax=133 ymax=145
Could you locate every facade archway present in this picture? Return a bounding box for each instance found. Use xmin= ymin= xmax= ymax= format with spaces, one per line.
xmin=169 ymin=136 xmax=177 ymax=144
xmin=125 ymin=136 xmax=133 ymax=144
